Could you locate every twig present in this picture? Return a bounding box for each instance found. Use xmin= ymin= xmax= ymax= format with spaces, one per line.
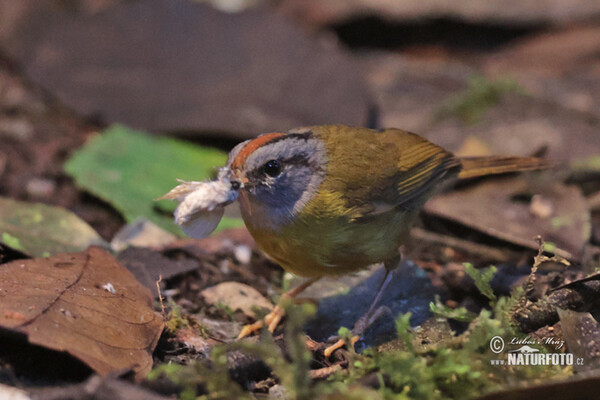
xmin=156 ymin=275 xmax=165 ymax=316
xmin=309 ymin=363 xmax=343 ymax=380
xmin=520 ymin=235 xmax=569 ymax=307
xmin=532 ymin=235 xmax=570 ymax=271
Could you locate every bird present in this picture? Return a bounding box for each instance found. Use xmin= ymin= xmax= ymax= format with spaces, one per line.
xmin=162 ymin=124 xmax=550 ymax=356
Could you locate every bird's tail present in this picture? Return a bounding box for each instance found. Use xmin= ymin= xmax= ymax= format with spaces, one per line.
xmin=457 ymin=156 xmax=552 ymax=179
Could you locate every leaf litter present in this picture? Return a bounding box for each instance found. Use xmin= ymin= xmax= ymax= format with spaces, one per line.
xmin=0 ymin=247 xmax=164 ymax=380
xmin=0 ymin=197 xmax=107 ymax=258
xmin=425 ymin=176 xmax=591 ymax=260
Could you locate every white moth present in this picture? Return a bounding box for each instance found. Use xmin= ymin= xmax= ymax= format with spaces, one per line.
xmin=158 ymin=169 xmax=238 ymax=238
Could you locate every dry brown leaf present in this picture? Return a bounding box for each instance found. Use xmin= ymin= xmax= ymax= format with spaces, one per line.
xmin=0 ymin=1 xmax=369 ymax=136
xmin=117 ymin=247 xmax=199 ymax=294
xmin=557 ymin=309 xmax=600 ymax=373
xmin=0 ymin=247 xmax=164 ymax=380
xmin=425 ymin=177 xmax=590 ymax=260
xmin=200 ymin=281 xmax=273 ymax=319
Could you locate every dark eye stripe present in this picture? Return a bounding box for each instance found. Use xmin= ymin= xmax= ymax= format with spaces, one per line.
xmin=247 ymin=154 xmax=316 ymax=183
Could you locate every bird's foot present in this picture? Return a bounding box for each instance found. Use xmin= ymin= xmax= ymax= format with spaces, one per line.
xmin=236 ymin=298 xmax=317 ymax=339
xmin=323 ymin=335 xmax=360 ymax=358
xmin=237 ymin=303 xmax=286 ymax=339
xmin=236 ymin=276 xmax=321 ymax=340
xmin=323 ymin=305 xmax=390 ymax=357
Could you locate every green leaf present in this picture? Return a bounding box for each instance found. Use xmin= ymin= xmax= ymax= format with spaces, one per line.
xmin=0 ymin=197 xmax=107 ymax=257
xmin=465 ymin=263 xmax=497 ymax=300
xmin=64 ymin=124 xmax=243 ymax=235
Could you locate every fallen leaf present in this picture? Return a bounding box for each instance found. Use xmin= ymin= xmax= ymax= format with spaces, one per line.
xmin=27 ymin=374 xmax=172 ymax=400
xmin=0 ymin=247 xmax=164 ymax=379
xmin=0 ymin=0 xmax=369 ymax=136
xmin=176 ymin=327 xmax=213 ymax=356
xmin=117 ymin=246 xmax=199 ymax=294
xmin=365 ymin=54 xmax=600 ymax=164
xmin=557 ymin=309 xmax=600 ymax=373
xmin=0 ymin=196 xmax=107 ymax=257
xmin=427 ymin=93 xmax=600 ymax=163
xmin=64 ymin=125 xmax=242 ymax=235
xmin=200 ymin=281 xmax=273 ymax=319
xmin=189 ymin=315 xmax=243 ymax=343
xmin=110 ymin=218 xmax=177 ymax=252
xmin=484 ymin=25 xmax=600 ymax=116
xmin=425 ymin=177 xmax=590 ymax=260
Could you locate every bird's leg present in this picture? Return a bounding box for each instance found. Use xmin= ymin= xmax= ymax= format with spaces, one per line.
xmin=237 ymin=276 xmax=321 ymax=339
xmin=324 ymin=254 xmax=400 ymax=357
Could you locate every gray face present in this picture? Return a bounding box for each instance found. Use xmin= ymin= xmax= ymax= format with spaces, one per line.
xmin=227 ymin=132 xmax=327 ymax=231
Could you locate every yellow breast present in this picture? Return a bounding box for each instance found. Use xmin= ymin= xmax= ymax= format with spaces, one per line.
xmin=242 ymin=189 xmax=415 ymax=277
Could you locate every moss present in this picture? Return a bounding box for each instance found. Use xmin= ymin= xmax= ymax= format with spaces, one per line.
xmin=164 ymin=300 xmax=190 ymax=333
xmin=430 ymin=296 xmax=477 ymax=322
xmin=336 ymin=295 xmax=569 ymax=400
xmin=465 ymin=263 xmax=497 ymax=301
xmin=437 ymin=76 xmax=525 ymax=125
xmin=151 ymin=265 xmax=572 ymax=399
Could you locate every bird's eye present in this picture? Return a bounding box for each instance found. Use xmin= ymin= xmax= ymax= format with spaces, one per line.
xmin=262 ymin=160 xmax=282 ymax=177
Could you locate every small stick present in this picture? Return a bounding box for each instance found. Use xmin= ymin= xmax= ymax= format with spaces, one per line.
xmin=156 ymin=275 xmax=165 ymax=316
xmin=520 ymin=236 xmax=559 ymax=307
xmin=309 ymin=364 xmax=343 ymax=380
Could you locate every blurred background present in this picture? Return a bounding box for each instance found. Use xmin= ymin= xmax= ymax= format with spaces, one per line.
xmin=0 ymin=0 xmax=599 ymax=241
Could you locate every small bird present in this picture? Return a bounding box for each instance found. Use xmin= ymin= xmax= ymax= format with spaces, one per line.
xmin=162 ymin=125 xmax=549 ymax=355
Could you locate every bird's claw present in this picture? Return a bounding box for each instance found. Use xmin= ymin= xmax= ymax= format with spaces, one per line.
xmin=236 ymin=320 xmax=265 ymax=339
xmin=236 ymin=305 xmax=286 ymax=339
xmin=323 ymin=335 xmax=360 ymax=358
xmin=322 ymin=305 xmax=391 ymax=357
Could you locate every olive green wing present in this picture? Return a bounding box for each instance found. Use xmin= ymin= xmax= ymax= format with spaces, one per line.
xmin=313 ymin=125 xmax=460 ymax=216
xmin=382 ymin=128 xmax=460 ymax=211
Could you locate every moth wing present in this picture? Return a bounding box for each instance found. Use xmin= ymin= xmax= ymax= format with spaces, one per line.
xmin=178 ymin=207 xmax=225 ymax=238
